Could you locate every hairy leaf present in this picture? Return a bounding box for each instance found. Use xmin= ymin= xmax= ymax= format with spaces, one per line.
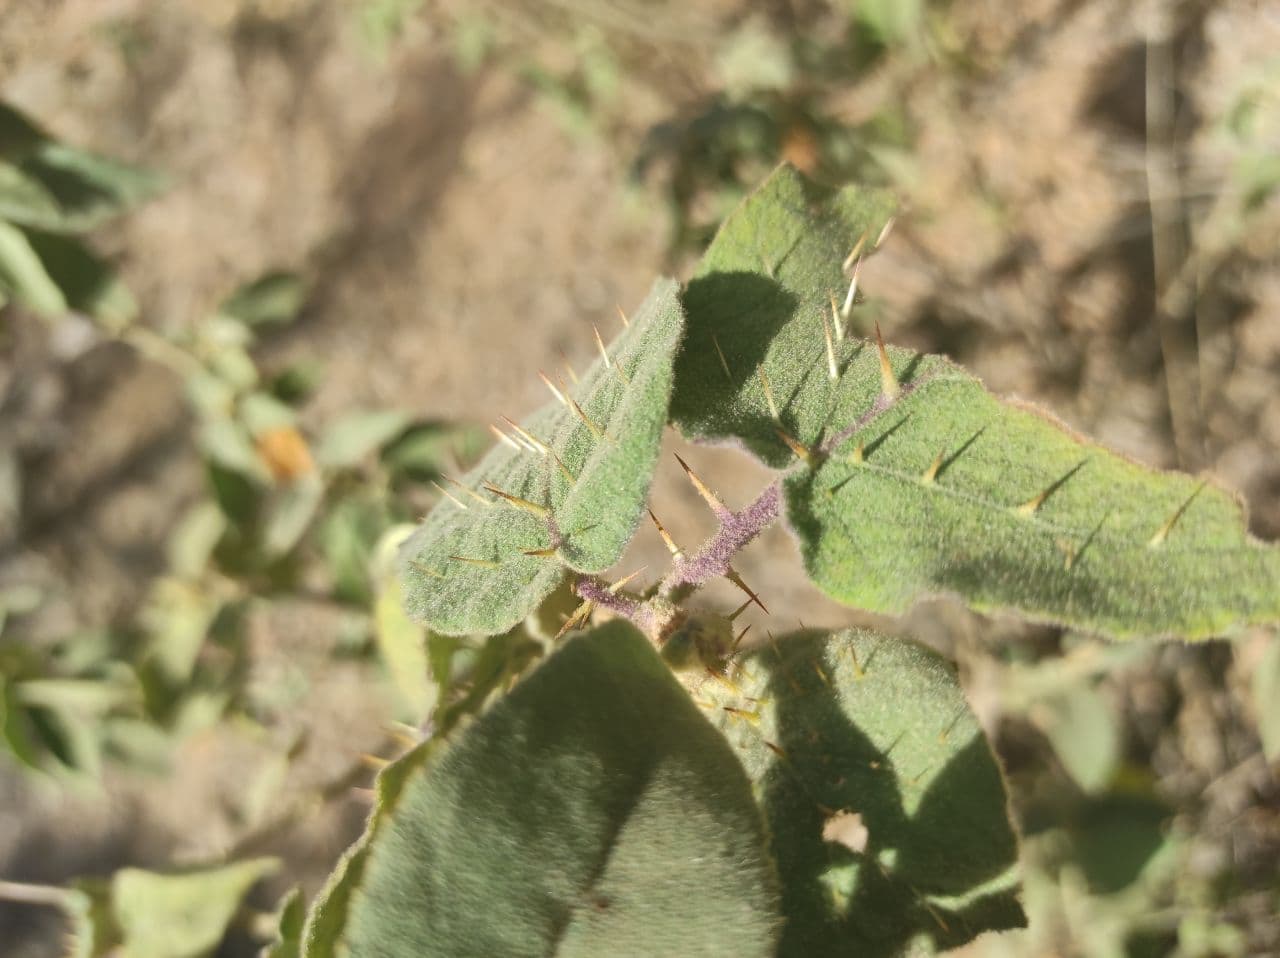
xmin=400 ymin=278 xmax=684 ymax=636
xmin=703 ymin=628 xmax=1023 ymax=957
xmin=679 ymin=165 xmax=1280 ymax=639
xmin=302 ymin=622 xmax=778 ymax=957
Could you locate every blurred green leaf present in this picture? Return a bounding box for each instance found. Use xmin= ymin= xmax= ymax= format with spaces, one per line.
xmin=262 ymin=473 xmax=325 ymax=557
xmin=263 ymin=888 xmax=306 ymax=958
xmin=315 ymin=409 xmax=410 ymax=471
xmin=240 ymin=392 xmax=297 ymax=436
xmin=0 ymin=102 xmax=163 ymax=233
xmin=319 ymin=495 xmax=390 ymax=604
xmin=373 ymin=577 xmax=433 ymax=724
xmin=21 ymin=229 xmax=137 ymax=328
xmin=1253 ymin=636 xmax=1280 ymax=762
xmin=199 ymin=418 xmax=268 ymax=482
xmin=218 ymin=271 xmax=307 ymax=328
xmin=168 ymin=501 xmax=228 ymax=579
xmin=381 ymin=420 xmax=486 ymax=481
xmin=0 ymin=219 xmax=66 ymax=315
xmin=1031 ymin=682 xmax=1120 ymax=794
xmin=68 ymin=858 xmax=278 ymax=958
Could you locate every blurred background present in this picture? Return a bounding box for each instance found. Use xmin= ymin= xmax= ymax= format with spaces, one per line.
xmin=0 ymin=0 xmax=1277 ymax=955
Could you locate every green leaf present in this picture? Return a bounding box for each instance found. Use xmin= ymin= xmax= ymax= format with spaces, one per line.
xmin=22 ymin=228 xmax=138 ymax=328
xmin=0 ymin=103 xmax=162 ymax=233
xmin=0 ymin=219 xmax=67 ymax=315
xmin=315 ymin=408 xmax=411 ymax=470
xmin=68 ymin=858 xmax=278 ymax=958
xmin=400 ymin=277 xmax=685 ymax=636
xmin=1253 ymin=636 xmax=1280 ymax=762
xmin=218 ymin=271 xmax=307 ymax=328
xmin=302 ymin=621 xmax=779 ymax=957
xmin=262 ymin=473 xmax=325 ymax=557
xmin=381 ymin=420 xmax=488 ymax=481
xmin=671 ymin=163 xmax=899 ymax=467
xmin=263 ymin=888 xmax=306 ymax=958
xmin=373 ymin=576 xmax=434 ymax=724
xmin=703 ymin=628 xmax=1023 ymax=957
xmin=1028 ymin=682 xmax=1119 ymax=794
xmin=680 ymin=165 xmax=1280 ymax=639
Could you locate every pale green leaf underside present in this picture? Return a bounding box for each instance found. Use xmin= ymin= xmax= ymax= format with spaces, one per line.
xmin=305 ymin=622 xmax=779 ymax=958
xmin=678 ymin=165 xmax=1280 ymax=640
xmin=400 ymin=277 xmax=684 ymax=636
xmin=704 ymin=629 xmax=1022 ymax=958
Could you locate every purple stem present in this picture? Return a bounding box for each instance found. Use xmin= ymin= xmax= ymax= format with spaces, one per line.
xmin=659 ymin=481 xmax=781 ymax=594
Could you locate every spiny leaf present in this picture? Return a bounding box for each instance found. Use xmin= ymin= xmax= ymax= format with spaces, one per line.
xmin=400 ymin=278 xmax=684 ymax=636
xmin=702 ymin=628 xmax=1023 ymax=958
xmin=671 ymin=163 xmax=902 ymax=467
xmin=302 ymin=622 xmax=779 ymax=958
xmin=678 ymin=165 xmax=1280 ymax=640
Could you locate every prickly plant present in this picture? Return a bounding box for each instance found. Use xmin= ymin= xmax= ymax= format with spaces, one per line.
xmin=297 ymin=165 xmax=1280 ymax=957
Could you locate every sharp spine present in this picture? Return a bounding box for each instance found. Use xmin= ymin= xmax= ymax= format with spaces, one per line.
xmin=875 ymin=321 xmax=900 ymax=399
xmin=482 ymin=482 xmax=551 ymax=517
xmin=674 ymin=453 xmax=728 ymax=514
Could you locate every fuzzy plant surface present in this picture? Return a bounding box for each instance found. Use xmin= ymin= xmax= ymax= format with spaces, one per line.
xmin=301 ymin=621 xmax=779 ymax=958
xmin=674 ymin=165 xmax=1280 ymax=640
xmin=399 ymin=277 xmax=685 ymax=636
xmin=701 ymin=628 xmax=1022 ymax=958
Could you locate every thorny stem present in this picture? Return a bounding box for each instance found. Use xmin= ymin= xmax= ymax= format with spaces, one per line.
xmin=571 ymin=479 xmax=783 ymax=643
xmin=660 ymin=482 xmax=781 ymax=595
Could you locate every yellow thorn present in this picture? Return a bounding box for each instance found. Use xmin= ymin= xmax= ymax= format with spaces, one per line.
xmin=522 ymin=545 xmax=559 ymax=558
xmin=875 ymin=321 xmax=900 ymax=400
xmin=674 ymin=453 xmax=727 ymax=513
xmin=728 ymin=597 xmax=753 ymax=622
xmin=821 ymin=307 xmax=839 ymax=380
xmin=775 ymin=427 xmax=813 ymax=465
xmin=849 ymin=440 xmax=864 ymax=464
xmin=1149 ymin=481 xmax=1207 ymax=547
xmin=1016 ymin=488 xmax=1050 ymax=517
xmin=539 ymin=370 xmax=570 ymax=409
xmin=813 ymin=661 xmax=833 ymax=687
xmin=829 ymin=293 xmax=845 ymax=344
xmin=482 ymin=482 xmax=551 ymax=518
xmin=616 ymin=304 xmax=630 ymax=328
xmin=875 ymin=215 xmax=896 ymax=249
xmin=758 ymin=368 xmax=781 ymax=421
xmin=430 ymin=480 xmax=468 ymax=509
xmin=501 ymin=416 xmax=549 ymax=455
xmin=559 ymin=350 xmax=579 ymax=384
xmin=843 ymin=229 xmax=869 ymax=272
xmin=609 ymin=567 xmax=647 ymax=593
xmin=445 ymin=476 xmax=491 ymax=506
xmin=921 ymin=449 xmax=944 ymax=484
xmin=711 ymin=334 xmax=732 ymax=382
xmin=841 ymin=254 xmax=862 ymax=320
xmin=648 ymin=509 xmax=684 ymax=560
xmin=359 ymin=753 xmax=390 ymax=770
xmin=449 ymin=555 xmax=501 ymax=569
xmin=549 ymin=450 xmax=576 ymax=484
xmin=764 ymin=741 xmax=788 ymax=761
xmin=489 ymin=423 xmax=522 ymax=452
xmin=555 ymin=600 xmax=594 ymax=640
xmin=727 ymin=568 xmax=768 ymax=613
xmin=732 ymin=624 xmax=752 ymax=653
xmin=592 ymin=323 xmax=612 ymax=369
xmin=1056 ymin=538 xmax=1076 ymax=570
xmin=409 ymin=559 xmax=445 ymax=580
xmin=568 ymin=396 xmax=609 ymax=442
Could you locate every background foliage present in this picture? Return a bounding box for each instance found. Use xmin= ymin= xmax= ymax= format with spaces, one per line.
xmin=0 ymin=0 xmax=1277 ymax=955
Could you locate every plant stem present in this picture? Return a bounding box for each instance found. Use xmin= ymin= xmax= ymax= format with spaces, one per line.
xmin=0 ymin=879 xmax=72 ymax=909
